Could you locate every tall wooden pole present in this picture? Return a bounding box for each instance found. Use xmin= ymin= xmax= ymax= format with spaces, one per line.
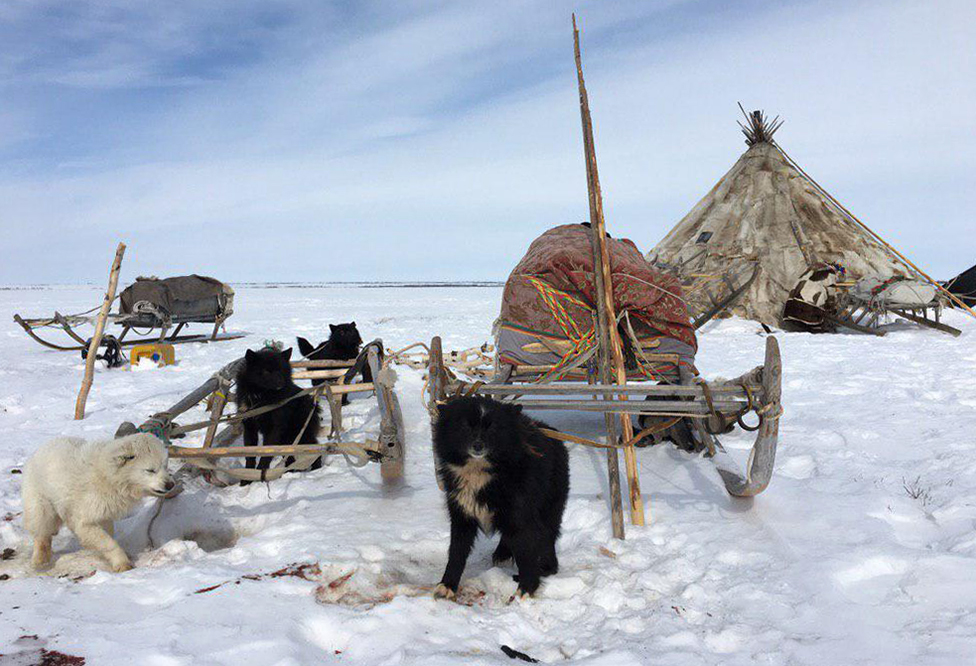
xmin=573 ymin=16 xmax=645 ymax=531
xmin=75 ymin=243 xmax=126 ymax=420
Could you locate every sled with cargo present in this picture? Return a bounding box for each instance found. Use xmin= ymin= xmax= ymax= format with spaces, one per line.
xmin=426 ymin=225 xmax=784 ymax=539
xmin=425 ymin=19 xmax=784 ymax=541
xmin=115 ymin=340 xmax=405 ymax=488
xmin=831 ymin=275 xmax=961 ymax=337
xmin=14 ymin=275 xmax=245 ymax=352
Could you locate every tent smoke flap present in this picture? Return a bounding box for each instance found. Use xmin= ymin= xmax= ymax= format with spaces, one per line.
xmin=495 ymin=225 xmax=696 ymax=381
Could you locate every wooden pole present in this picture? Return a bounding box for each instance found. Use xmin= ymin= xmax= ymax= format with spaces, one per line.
xmin=75 ymin=243 xmax=126 ymax=420
xmin=573 ymin=15 xmax=645 ymax=531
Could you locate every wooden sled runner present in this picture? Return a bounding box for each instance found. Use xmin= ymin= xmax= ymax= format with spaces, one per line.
xmin=427 ymin=334 xmax=783 ymax=498
xmin=14 ymin=313 xmax=245 ymax=351
xmin=116 ymin=340 xmax=405 ymax=488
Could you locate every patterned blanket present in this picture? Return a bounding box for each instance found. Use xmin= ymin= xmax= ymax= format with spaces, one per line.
xmin=496 ymin=225 xmax=696 ymax=373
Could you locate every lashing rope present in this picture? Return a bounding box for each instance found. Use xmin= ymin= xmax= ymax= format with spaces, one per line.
xmin=525 ymin=276 xmax=597 ymax=382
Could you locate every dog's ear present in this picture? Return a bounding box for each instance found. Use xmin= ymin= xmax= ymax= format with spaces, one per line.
xmin=329 ymin=324 xmax=337 ymax=333
xmin=511 ymin=403 xmax=523 ymax=415
xmin=296 ymin=337 xmax=313 ymax=357
xmin=350 ymin=321 xmax=356 ymax=327
xmin=245 ymin=349 xmax=257 ymax=362
xmin=281 ymin=347 xmax=293 ymax=361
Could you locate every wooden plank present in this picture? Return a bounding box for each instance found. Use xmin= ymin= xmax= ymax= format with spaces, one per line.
xmin=368 ymin=343 xmax=405 ymax=486
xmin=292 ymin=368 xmax=349 ymax=380
xmin=890 ymin=309 xmax=962 ymax=337
xmin=512 ymin=400 xmax=741 ymax=414
xmin=461 ymin=382 xmax=762 ymax=398
xmin=75 ymin=243 xmax=126 ymax=420
xmin=428 ymin=337 xmax=448 ymax=491
xmin=574 ymin=16 xmax=641 ymax=531
xmin=170 ymin=442 xmax=378 ymax=458
xmin=202 ymin=384 xmax=228 ymax=449
xmin=322 ymin=383 xmax=373 ymax=395
xmin=291 ymin=359 xmax=356 ymax=369
xmin=826 ymin=313 xmax=887 ymax=337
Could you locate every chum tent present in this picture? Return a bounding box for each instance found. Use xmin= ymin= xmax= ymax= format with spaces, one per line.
xmin=647 ymin=109 xmax=943 ymax=329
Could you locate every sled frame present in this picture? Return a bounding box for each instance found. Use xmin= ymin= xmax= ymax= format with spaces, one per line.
xmin=14 ymin=312 xmax=243 ymax=352
xmin=427 ymin=335 xmax=783 ymax=499
xmin=116 ymin=339 xmax=405 ymax=488
xmin=831 ymin=294 xmax=961 ymax=337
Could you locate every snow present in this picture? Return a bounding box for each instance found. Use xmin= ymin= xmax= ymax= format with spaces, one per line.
xmin=1 ymin=284 xmax=975 ymax=665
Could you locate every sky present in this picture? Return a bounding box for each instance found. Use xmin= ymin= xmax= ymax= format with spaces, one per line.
xmin=1 ymin=0 xmax=974 ymax=284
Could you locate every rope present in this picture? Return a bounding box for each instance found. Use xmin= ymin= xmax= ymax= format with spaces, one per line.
xmin=169 ymin=381 xmax=328 ymax=437
xmin=622 ymin=311 xmax=665 ymax=382
xmin=524 ymin=276 xmax=597 ymax=382
xmin=537 ymin=416 xmax=682 ymax=450
xmin=616 ymin=272 xmax=688 ymax=305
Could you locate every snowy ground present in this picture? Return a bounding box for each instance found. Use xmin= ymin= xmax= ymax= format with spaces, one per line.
xmin=1 ymin=285 xmax=975 ymax=665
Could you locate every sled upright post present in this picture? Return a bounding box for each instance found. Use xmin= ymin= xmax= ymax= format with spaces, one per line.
xmin=573 ymin=15 xmax=644 ymax=533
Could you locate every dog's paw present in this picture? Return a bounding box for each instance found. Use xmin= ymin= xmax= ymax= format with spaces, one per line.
xmin=433 ymin=583 xmax=457 ymax=600
xmin=508 ymin=588 xmax=535 ymax=604
xmin=30 ymin=557 xmax=52 ymax=571
xmin=509 ymin=584 xmax=538 ymax=603
xmin=110 ymin=559 xmax=133 ymax=573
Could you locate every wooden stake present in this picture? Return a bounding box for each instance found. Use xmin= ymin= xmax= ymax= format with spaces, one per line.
xmin=74 ymin=243 xmax=126 ymax=420
xmin=573 ymin=15 xmax=644 ymax=532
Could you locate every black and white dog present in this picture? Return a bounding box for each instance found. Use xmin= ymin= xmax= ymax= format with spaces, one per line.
xmin=432 ymin=396 xmax=569 ymax=600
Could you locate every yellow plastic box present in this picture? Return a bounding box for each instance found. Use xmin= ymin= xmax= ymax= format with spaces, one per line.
xmin=130 ymin=343 xmax=176 ymax=367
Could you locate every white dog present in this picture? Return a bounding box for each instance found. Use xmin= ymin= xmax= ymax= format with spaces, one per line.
xmin=22 ymin=432 xmax=175 ymax=572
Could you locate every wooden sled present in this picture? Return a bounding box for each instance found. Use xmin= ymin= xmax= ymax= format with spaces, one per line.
xmin=831 ymin=292 xmax=961 ymax=337
xmin=427 ymin=334 xmax=783 ymax=498
xmin=14 ymin=311 xmax=244 ymax=352
xmin=116 ymin=340 xmax=405 ymax=488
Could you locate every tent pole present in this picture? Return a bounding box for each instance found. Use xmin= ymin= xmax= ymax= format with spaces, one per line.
xmin=774 ymin=141 xmax=976 ymax=321
xmin=574 ymin=15 xmax=645 ymax=534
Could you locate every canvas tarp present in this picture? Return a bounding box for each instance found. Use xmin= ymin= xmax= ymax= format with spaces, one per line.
xmin=495 ymin=224 xmax=696 ymax=379
xmin=119 ymin=275 xmax=234 ymax=322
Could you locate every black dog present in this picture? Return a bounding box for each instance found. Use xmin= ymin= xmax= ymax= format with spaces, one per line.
xmin=297 ymin=322 xmax=371 ymax=405
xmin=236 ymin=347 xmax=321 ymax=483
xmin=432 ymin=396 xmax=569 ymax=600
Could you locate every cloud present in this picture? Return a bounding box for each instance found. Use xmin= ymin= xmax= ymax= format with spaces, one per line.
xmin=0 ymin=0 xmax=974 ymax=284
